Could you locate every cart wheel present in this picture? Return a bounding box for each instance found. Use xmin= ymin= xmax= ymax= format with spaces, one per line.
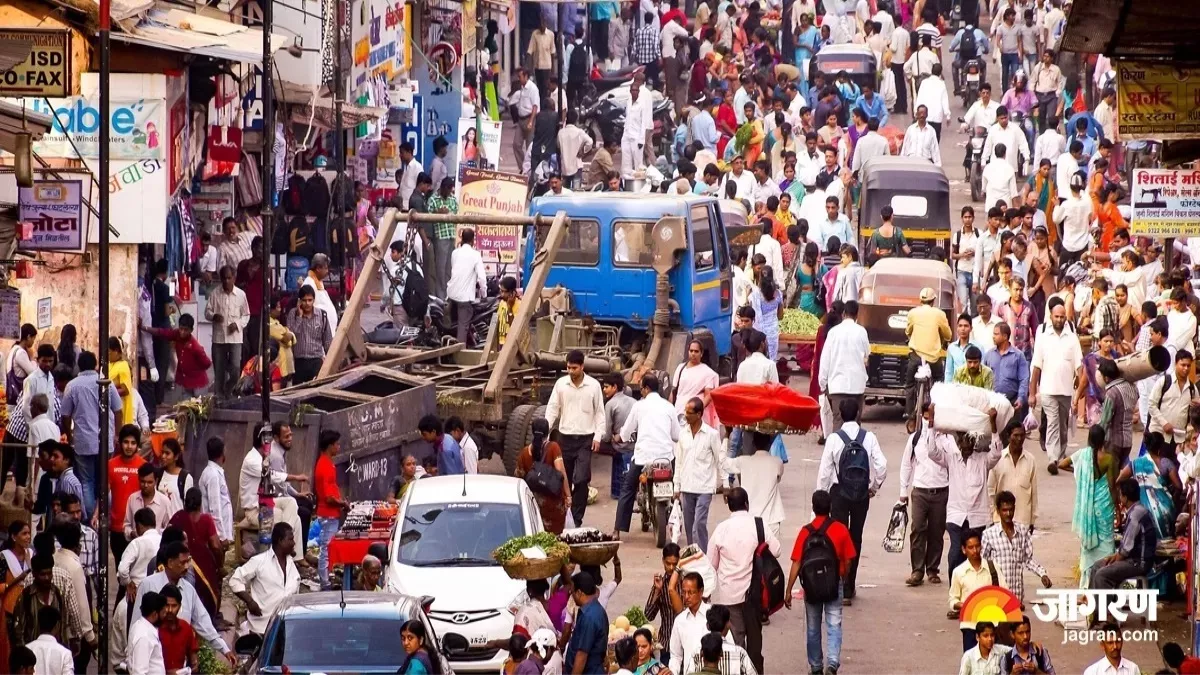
xmin=503 ymin=404 xmax=537 ymax=476
xmin=654 ymin=500 xmax=670 ymax=548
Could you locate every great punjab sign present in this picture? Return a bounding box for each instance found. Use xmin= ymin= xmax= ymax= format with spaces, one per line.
xmin=1116 ymin=61 xmax=1200 ymax=141
xmin=1130 ymin=169 xmax=1200 ymax=237
xmin=0 ymin=29 xmax=70 ymax=98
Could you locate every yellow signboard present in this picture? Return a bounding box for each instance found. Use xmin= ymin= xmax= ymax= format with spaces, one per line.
xmin=0 ymin=29 xmax=71 ymax=98
xmin=1116 ymin=60 xmax=1200 ymax=141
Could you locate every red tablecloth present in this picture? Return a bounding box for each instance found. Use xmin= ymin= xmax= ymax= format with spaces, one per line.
xmin=328 ymin=534 xmax=390 ymax=566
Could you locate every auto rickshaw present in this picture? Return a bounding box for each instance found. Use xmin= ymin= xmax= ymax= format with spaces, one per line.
xmin=811 ymin=44 xmax=877 ymax=110
xmin=857 ymin=156 xmax=952 ymax=260
xmin=720 ymin=199 xmax=755 ymax=248
xmin=857 ymin=258 xmax=957 ymax=406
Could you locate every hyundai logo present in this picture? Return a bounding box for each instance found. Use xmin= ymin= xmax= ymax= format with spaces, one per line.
xmin=451 ymin=613 xmax=471 ymax=624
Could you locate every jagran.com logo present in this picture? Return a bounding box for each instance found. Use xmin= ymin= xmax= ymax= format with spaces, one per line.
xmin=1032 ymin=588 xmax=1160 ymax=645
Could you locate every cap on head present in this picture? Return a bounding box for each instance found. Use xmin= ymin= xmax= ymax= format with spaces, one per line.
xmin=919 ymin=287 xmax=936 ymax=303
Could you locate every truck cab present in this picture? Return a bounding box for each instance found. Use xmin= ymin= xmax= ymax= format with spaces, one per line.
xmin=523 ymin=193 xmax=734 ymax=373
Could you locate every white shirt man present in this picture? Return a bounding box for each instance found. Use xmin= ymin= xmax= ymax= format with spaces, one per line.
xmin=981 ymin=154 xmax=1018 ymax=208
xmin=199 ymin=457 xmax=234 ymax=542
xmin=229 ymin=548 xmax=301 ymax=635
xmin=239 ymin=444 xmax=280 ymax=515
xmin=673 ymin=421 xmax=725 ymax=496
xmin=914 ymin=75 xmax=951 ymax=125
xmin=127 ymin=613 xmax=166 ymax=675
xmin=818 ymin=315 xmax=869 ymax=396
xmin=1054 ymin=180 xmax=1095 ymax=254
xmin=1168 ymin=307 xmax=1198 ymax=354
xmin=727 ymin=441 xmax=786 ymax=534
xmin=722 ymin=167 xmax=757 ymax=201
xmin=1034 ymin=126 xmax=1066 ymax=167
xmin=927 ymin=432 xmax=1003 ymax=530
xmin=1030 ymin=316 xmax=1084 ymax=462
xmin=900 ymin=119 xmax=941 ymax=165
xmin=397 ymin=154 xmax=423 ymax=208
xmin=983 ymin=118 xmax=1030 ymax=173
xmin=816 ymin=420 xmax=888 ymax=493
xmin=746 ymin=231 xmax=785 ymax=288
xmin=621 ymin=88 xmax=654 ymax=178
xmin=708 ymin=508 xmax=781 ymax=606
xmin=620 ymin=389 xmax=680 ymax=466
xmin=737 ymin=349 xmax=780 ymax=385
xmin=962 ymin=97 xmax=1000 ymax=131
xmin=117 ymin=528 xmax=163 ymax=590
xmin=899 ymin=424 xmax=953 ymax=500
xmin=668 ymin=599 xmax=713 ymax=675
xmin=1082 ymin=656 xmax=1141 ymax=675
xmin=28 ymin=631 xmax=75 ymax=675
xmin=28 ymin=407 xmax=59 ymax=450
xmin=447 ymin=240 xmax=487 ymax=303
xmin=545 ymin=372 xmax=606 ymax=437
xmin=660 ymin=19 xmax=689 ymax=58
xmin=851 ymin=128 xmax=891 ymax=172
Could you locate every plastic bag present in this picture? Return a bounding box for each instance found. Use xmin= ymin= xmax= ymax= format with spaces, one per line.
xmin=667 ymin=500 xmax=683 ymax=545
xmin=883 ymin=502 xmax=908 ymax=553
xmin=679 ymin=544 xmax=717 ymax=597
xmin=565 ymin=509 xmax=578 ymax=531
xmin=1023 ymin=409 xmax=1040 ymax=432
xmin=929 ymin=382 xmax=1014 ymax=437
xmin=770 ymin=434 xmax=789 ymax=464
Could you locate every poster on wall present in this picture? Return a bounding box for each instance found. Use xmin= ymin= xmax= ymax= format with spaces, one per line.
xmin=0 ymin=289 xmax=20 ymax=340
xmin=351 ymin=0 xmax=409 ymax=91
xmin=455 ymin=117 xmax=502 ymax=173
xmin=18 ymin=179 xmax=86 ymax=252
xmin=413 ymin=0 xmax=462 ymax=181
xmin=1130 ymin=168 xmax=1200 ymax=236
xmin=457 ymin=168 xmax=526 ymax=276
xmin=1115 ymin=60 xmax=1200 ymax=140
xmin=2 ymin=96 xmax=166 ymax=160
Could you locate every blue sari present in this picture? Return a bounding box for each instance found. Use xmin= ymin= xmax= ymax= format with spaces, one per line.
xmin=1131 ymin=454 xmax=1175 ymax=537
xmin=1070 ymin=445 xmax=1115 ymax=588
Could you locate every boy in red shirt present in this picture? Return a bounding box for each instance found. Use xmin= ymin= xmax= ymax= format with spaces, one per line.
xmin=141 ymin=313 xmax=212 ymax=395
xmin=314 ymin=429 xmax=347 ymax=590
xmin=158 ymin=583 xmax=199 ymax=673
xmin=784 ymin=489 xmax=857 ymax=675
xmin=109 ymin=424 xmax=147 ymax=565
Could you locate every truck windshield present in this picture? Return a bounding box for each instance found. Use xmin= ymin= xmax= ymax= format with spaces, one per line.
xmin=396 ymin=501 xmax=524 ymax=566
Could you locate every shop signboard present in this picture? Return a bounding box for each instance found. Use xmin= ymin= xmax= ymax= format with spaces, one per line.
xmin=0 ymin=289 xmax=19 ymax=340
xmin=1130 ymin=168 xmax=1200 ymax=237
xmin=457 ymin=168 xmax=526 ymax=275
xmin=18 ymin=179 xmax=85 ymax=252
xmin=4 ymin=95 xmax=166 ymax=160
xmin=1116 ymin=61 xmax=1200 ymax=141
xmin=36 ymin=297 xmax=51 ymax=330
xmin=351 ymin=0 xmax=408 ymax=91
xmin=0 ymin=29 xmax=71 ymax=97
xmin=455 ymin=117 xmax=502 ymax=173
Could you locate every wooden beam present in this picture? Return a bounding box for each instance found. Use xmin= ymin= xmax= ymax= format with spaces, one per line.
xmin=484 ymin=211 xmax=568 ymax=401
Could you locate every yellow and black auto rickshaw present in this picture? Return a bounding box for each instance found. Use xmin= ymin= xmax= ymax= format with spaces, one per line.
xmin=858 ymin=156 xmax=952 ymax=260
xmin=857 ymin=257 xmax=957 ymax=405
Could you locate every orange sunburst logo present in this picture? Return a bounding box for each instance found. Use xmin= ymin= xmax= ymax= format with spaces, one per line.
xmin=960 ymin=585 xmax=1023 ymax=625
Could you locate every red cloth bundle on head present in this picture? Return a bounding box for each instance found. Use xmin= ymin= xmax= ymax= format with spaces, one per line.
xmin=709 ymin=383 xmax=820 ymax=432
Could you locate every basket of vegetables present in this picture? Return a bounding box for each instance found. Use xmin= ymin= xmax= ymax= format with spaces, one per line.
xmin=779 ymin=308 xmax=820 ymax=342
xmin=493 ymin=533 xmax=571 ymax=580
xmin=560 ymin=528 xmax=620 ymax=566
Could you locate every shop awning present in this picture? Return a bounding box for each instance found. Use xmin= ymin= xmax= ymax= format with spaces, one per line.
xmin=1060 ymin=0 xmax=1200 ymax=60
xmin=0 ymin=101 xmax=53 ymax=156
xmin=111 ymin=8 xmax=288 ymax=63
xmin=277 ymin=81 xmax=387 ymax=130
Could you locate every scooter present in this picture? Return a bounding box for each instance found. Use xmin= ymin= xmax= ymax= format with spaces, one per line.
xmin=579 ymin=64 xmax=644 ymax=109
xmin=949 ymin=0 xmax=964 ymax=33
xmin=582 ymin=98 xmax=624 ymax=147
xmin=1010 ymin=110 xmax=1036 ymax=178
xmin=967 ymin=123 xmax=987 ymax=202
xmin=637 ymin=458 xmax=675 ymax=548
xmin=961 ymin=58 xmax=983 ymax=108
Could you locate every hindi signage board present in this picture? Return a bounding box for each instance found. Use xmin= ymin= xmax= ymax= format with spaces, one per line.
xmin=0 ymin=29 xmax=71 ymax=98
xmin=1116 ymin=60 xmax=1200 ymax=141
xmin=457 ymin=168 xmax=526 ymax=276
xmin=18 ymin=180 xmax=85 ymax=252
xmin=1130 ymin=168 xmax=1200 ymax=237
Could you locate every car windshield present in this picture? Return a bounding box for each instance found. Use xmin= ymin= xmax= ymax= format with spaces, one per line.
xmin=264 ymin=617 xmax=413 ymax=668
xmin=396 ymin=501 xmax=524 ymax=566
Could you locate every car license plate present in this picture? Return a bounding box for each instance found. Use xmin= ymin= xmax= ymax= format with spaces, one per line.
xmin=470 ymin=635 xmax=488 ymax=646
xmin=653 ymin=481 xmax=673 ymax=499
xmin=967 ymin=73 xmax=980 ymax=82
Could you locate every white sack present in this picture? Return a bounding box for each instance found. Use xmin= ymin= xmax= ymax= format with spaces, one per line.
xmin=929 ymin=382 xmax=1014 ymax=437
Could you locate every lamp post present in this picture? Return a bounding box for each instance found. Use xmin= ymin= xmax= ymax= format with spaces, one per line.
xmin=96 ymin=0 xmax=113 ymax=669
xmin=260 ymin=0 xmax=274 ymax=419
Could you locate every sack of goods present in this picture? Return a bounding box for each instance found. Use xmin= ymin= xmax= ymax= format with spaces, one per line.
xmin=928 ymin=382 xmax=1014 ymax=438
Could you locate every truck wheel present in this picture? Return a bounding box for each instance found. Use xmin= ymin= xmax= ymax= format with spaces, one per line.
xmin=503 ymin=405 xmax=537 ymax=476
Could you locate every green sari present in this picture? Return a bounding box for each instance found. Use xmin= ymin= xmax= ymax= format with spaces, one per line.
xmin=1071 ymin=445 xmax=1116 ymax=587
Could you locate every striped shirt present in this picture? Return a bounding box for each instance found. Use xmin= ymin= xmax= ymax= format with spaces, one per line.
xmin=644 ymin=573 xmax=683 ymax=654
xmin=218 ymin=231 xmax=253 ymax=270
xmin=915 ymin=22 xmax=943 ymax=50
xmin=633 ymin=24 xmax=660 ymax=65
xmin=426 ymin=195 xmax=459 ymax=241
xmin=287 ymin=307 xmax=333 ymax=359
xmin=686 ymin=638 xmax=759 ymax=675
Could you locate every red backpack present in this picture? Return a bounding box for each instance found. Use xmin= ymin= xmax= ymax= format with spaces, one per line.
xmin=749 ymin=517 xmax=787 ymax=617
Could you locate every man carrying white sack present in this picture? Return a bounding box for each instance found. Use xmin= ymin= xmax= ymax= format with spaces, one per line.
xmin=924 ymin=391 xmax=1004 ymax=576
xmin=1029 ymin=302 xmax=1083 ymax=476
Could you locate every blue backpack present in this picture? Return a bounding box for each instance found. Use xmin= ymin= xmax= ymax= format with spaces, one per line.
xmin=835 ymin=428 xmax=872 ymax=501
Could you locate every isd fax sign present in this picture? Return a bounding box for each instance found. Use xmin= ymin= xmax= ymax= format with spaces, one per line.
xmin=0 ymin=29 xmax=71 ymax=97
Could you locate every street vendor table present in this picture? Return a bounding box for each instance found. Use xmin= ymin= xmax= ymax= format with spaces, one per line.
xmin=779 ymin=333 xmax=817 ymax=379
xmin=329 ymin=532 xmax=390 ymax=589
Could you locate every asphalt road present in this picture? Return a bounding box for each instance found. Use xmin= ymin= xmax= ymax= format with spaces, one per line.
xmin=466 ymin=48 xmax=1193 ymax=675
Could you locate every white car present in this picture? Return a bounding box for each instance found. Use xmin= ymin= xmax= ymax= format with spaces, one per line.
xmin=387 ymin=475 xmax=544 ymax=673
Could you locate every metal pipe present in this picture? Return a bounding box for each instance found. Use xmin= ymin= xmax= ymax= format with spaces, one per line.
xmin=97 ymin=0 xmax=112 ymax=667
xmin=641 ymin=272 xmax=671 ymax=374
xmin=260 ymin=0 xmax=275 ymax=421
xmin=530 ymin=352 xmax=613 ymax=373
xmin=401 ymin=210 xmax=547 ymax=226
xmin=334 ymin=0 xmax=347 ymax=312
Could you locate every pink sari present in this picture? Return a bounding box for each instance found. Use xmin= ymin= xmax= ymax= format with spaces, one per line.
xmin=673 ymin=362 xmax=721 ymax=427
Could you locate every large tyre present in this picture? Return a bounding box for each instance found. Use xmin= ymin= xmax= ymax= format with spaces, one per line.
xmin=970 ymin=162 xmax=983 ymax=203
xmin=654 ymin=500 xmax=670 ymax=548
xmin=503 ymin=404 xmax=537 ymax=476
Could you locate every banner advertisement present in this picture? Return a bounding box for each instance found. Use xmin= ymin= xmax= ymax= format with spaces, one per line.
xmin=1130 ymin=168 xmax=1200 ymax=237
xmin=0 ymin=29 xmax=71 ymax=97
xmin=4 ymin=95 xmax=166 ymax=160
xmin=1116 ymin=61 xmax=1200 ymax=140
xmin=458 ymin=168 xmax=526 ymax=275
xmin=351 ymin=0 xmax=408 ymax=91
xmin=456 ymin=117 xmax=502 ymax=173
xmin=18 ymin=180 xmax=85 ymax=252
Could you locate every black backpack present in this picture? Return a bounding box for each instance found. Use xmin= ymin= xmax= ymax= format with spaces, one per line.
xmin=330 ymin=173 xmax=356 ymax=215
xmin=401 ymin=263 xmax=430 ymax=321
xmin=283 ymin=174 xmax=306 ymax=216
xmin=799 ymin=519 xmax=841 ymax=604
xmin=524 ymin=441 xmax=564 ymax=497
xmin=959 ymin=28 xmax=978 ymax=60
xmin=302 ymin=173 xmax=331 ymax=219
xmin=568 ymin=43 xmax=589 ymax=83
xmin=749 ymin=517 xmax=787 ymax=616
xmin=835 ymin=428 xmax=872 ymax=502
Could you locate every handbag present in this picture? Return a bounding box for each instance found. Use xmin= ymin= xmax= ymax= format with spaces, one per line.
xmin=524 ymin=442 xmax=564 ymax=497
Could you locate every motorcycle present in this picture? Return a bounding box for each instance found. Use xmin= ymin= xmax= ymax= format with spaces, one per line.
xmin=961 ymin=58 xmax=983 ymax=108
xmin=967 ymin=123 xmax=987 ymax=202
xmin=949 ymin=0 xmax=964 ymax=33
xmin=428 ymin=294 xmax=499 ymax=348
xmin=637 ymin=458 xmax=675 ymax=548
xmin=579 ymin=64 xmax=644 ymax=109
xmin=1010 ymin=110 xmax=1036 ymax=178
xmin=652 ymin=99 xmax=677 ymax=165
xmin=583 ymin=98 xmax=624 ymax=147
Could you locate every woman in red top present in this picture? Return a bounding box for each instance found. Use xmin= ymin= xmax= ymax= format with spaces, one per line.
xmin=141 ymin=314 xmax=211 ymax=394
xmin=168 ymin=488 xmax=223 ymax=619
xmin=314 ymin=429 xmax=347 ymax=590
